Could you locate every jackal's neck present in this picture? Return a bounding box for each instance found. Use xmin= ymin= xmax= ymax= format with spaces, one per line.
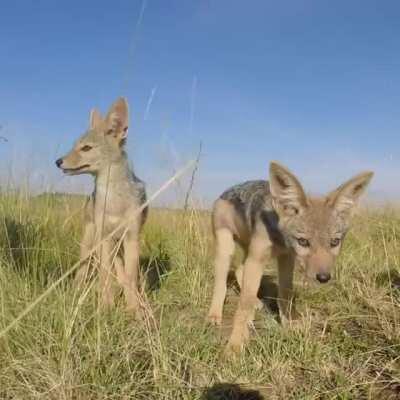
xmin=94 ymin=154 xmax=133 ymax=189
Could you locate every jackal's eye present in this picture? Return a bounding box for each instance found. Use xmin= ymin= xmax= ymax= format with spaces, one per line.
xmin=81 ymin=145 xmax=92 ymax=152
xmin=330 ymin=238 xmax=341 ymax=248
xmin=297 ymin=237 xmax=310 ymax=247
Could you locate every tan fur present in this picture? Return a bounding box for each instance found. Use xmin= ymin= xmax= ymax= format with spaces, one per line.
xmin=56 ymin=98 xmax=147 ymax=318
xmin=207 ymin=162 xmax=374 ymax=354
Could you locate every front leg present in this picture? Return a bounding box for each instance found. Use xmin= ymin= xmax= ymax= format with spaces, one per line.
xmin=122 ymin=231 xmax=141 ymax=317
xmin=99 ymin=239 xmax=116 ymax=307
xmin=235 ymin=262 xmax=263 ymax=311
xmin=226 ymin=236 xmax=269 ymax=354
xmin=277 ymin=252 xmax=297 ymax=322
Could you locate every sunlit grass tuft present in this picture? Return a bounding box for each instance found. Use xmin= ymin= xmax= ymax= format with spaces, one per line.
xmin=0 ymin=193 xmax=399 ymax=399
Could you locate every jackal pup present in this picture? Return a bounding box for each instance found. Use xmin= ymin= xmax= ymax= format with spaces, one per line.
xmin=56 ymin=98 xmax=147 ymax=317
xmin=207 ymin=162 xmax=373 ymax=353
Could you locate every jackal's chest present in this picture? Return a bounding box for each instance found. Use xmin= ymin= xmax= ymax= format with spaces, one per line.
xmin=91 ymin=180 xmax=142 ymax=237
xmin=92 ymin=196 xmax=127 ymax=234
xmin=93 ymin=204 xmax=129 ymax=235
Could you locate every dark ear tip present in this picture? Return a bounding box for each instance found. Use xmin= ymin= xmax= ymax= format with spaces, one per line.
xmin=269 ymin=161 xmax=282 ymax=172
xmin=361 ymin=171 xmax=374 ymax=182
xmin=269 ymin=161 xmax=276 ymax=168
xmin=116 ymin=97 xmax=129 ymax=107
xmin=269 ymin=161 xmax=292 ymax=176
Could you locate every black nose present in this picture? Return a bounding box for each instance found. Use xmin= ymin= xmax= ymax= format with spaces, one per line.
xmin=55 ymin=158 xmax=63 ymax=168
xmin=316 ymin=273 xmax=331 ymax=283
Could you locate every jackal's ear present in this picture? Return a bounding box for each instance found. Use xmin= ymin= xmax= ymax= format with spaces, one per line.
xmin=269 ymin=162 xmax=308 ymax=216
xmin=326 ymin=171 xmax=373 ymax=215
xmin=89 ymin=108 xmax=103 ymax=130
xmin=105 ymin=97 xmax=129 ymax=142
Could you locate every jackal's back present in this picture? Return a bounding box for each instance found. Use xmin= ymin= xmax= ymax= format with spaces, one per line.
xmin=130 ymin=171 xmax=148 ymax=224
xmin=130 ymin=171 xmax=146 ymax=205
xmin=219 ymin=180 xmax=274 ymax=230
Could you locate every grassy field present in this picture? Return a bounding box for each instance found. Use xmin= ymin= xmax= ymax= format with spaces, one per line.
xmin=0 ymin=192 xmax=399 ymax=399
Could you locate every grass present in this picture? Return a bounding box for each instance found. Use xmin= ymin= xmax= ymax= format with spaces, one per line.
xmin=0 ymin=192 xmax=399 ymax=399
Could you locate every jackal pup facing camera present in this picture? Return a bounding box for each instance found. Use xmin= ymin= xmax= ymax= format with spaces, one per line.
xmin=56 ymin=98 xmax=147 ymax=318
xmin=207 ymin=162 xmax=373 ymax=353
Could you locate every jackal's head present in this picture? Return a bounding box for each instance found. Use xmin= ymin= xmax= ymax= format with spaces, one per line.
xmin=269 ymin=162 xmax=373 ymax=283
xmin=56 ymin=98 xmax=129 ymax=175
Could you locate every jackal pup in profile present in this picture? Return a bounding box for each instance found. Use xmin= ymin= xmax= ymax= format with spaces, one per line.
xmin=56 ymin=98 xmax=147 ymax=318
xmin=207 ymin=162 xmax=373 ymax=353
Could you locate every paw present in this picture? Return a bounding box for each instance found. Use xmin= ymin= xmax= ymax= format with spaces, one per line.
xmin=125 ymin=298 xmax=144 ymax=320
xmin=224 ymin=339 xmax=243 ymax=357
xmin=125 ymin=291 xmax=141 ymax=315
xmin=126 ymin=305 xmax=144 ymax=322
xmin=100 ymin=291 xmax=115 ymax=308
xmin=280 ymin=312 xmax=302 ymax=330
xmin=206 ymin=313 xmax=222 ymax=326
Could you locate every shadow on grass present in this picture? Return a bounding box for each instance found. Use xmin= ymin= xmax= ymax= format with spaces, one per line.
xmin=0 ymin=216 xmax=67 ymax=288
xmin=1 ymin=217 xmax=43 ymax=272
xmin=376 ymin=268 xmax=400 ymax=292
xmin=202 ymin=383 xmax=265 ymax=400
xmin=75 ymin=240 xmax=172 ymax=293
xmin=2 ymin=216 xmax=172 ymax=294
xmin=141 ymin=251 xmax=171 ymax=292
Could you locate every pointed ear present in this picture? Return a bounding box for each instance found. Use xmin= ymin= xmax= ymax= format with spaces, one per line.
xmin=89 ymin=108 xmax=103 ymax=129
xmin=269 ymin=161 xmax=308 ymax=216
xmin=326 ymin=171 xmax=374 ymax=215
xmin=105 ymin=97 xmax=129 ymax=142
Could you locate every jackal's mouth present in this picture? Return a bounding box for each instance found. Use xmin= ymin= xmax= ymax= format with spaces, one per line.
xmin=62 ymin=164 xmax=91 ymax=174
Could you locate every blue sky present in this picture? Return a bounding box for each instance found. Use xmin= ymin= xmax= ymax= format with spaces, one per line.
xmin=0 ymin=0 xmax=399 ymax=205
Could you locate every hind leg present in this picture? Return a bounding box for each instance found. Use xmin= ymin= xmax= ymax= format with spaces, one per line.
xmin=207 ymin=228 xmax=235 ymax=326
